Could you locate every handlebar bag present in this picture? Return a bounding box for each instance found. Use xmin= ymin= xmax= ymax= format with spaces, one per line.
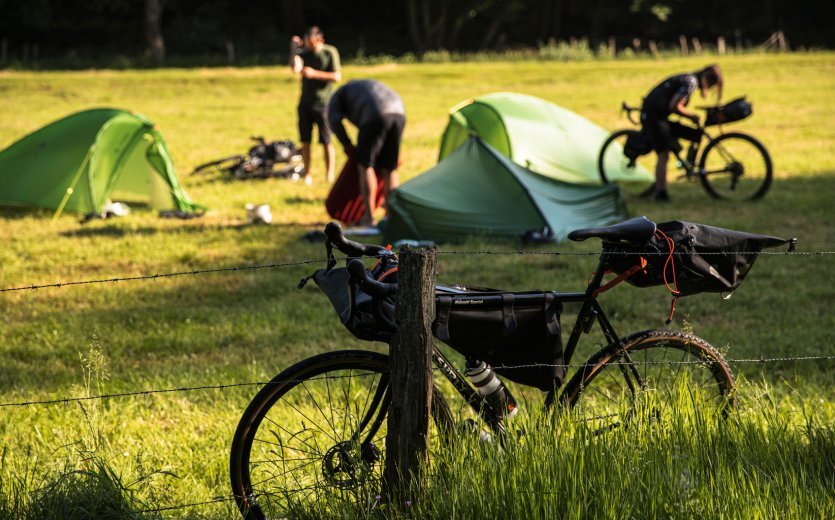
xmin=704 ymin=97 xmax=753 ymax=126
xmin=433 ymin=292 xmax=564 ymax=392
xmin=603 ymin=220 xmax=791 ymax=296
xmin=312 ymin=267 xmax=396 ymax=342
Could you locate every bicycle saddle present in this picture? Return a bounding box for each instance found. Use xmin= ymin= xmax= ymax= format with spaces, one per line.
xmin=567 ymin=216 xmax=657 ymax=243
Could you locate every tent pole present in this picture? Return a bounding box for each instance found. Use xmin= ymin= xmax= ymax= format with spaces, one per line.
xmin=52 ymin=145 xmax=94 ymax=222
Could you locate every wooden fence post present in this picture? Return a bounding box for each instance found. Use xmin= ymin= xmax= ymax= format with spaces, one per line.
xmin=679 ymin=35 xmax=689 ymax=56
xmin=383 ymin=247 xmax=436 ymax=497
xmin=717 ymin=36 xmax=726 ymax=55
xmin=648 ymin=40 xmax=659 ymax=59
xmin=691 ymin=37 xmax=702 ymax=55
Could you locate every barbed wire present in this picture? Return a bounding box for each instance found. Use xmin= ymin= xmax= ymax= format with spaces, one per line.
xmin=1 ymin=355 xmax=831 ymax=409
xmin=438 ymin=249 xmax=834 ymax=256
xmin=1 ymin=247 xmax=831 ymax=294
xmin=0 ymin=257 xmax=330 ymax=293
xmin=0 ymin=371 xmax=381 ymax=408
xmin=134 ymin=495 xmax=237 ymax=515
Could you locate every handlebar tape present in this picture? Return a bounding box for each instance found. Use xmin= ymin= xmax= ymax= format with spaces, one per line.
xmin=324 ymin=221 xmax=388 ymax=257
xmin=347 ymin=259 xmax=398 ymax=298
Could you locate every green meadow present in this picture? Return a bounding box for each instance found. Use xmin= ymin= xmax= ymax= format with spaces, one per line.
xmin=1 ymin=52 xmax=833 ymax=518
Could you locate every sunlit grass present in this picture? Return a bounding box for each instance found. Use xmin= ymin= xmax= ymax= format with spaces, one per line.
xmin=0 ymin=52 xmax=833 ymax=518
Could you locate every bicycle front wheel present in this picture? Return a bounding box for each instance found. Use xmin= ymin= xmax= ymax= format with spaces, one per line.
xmin=561 ymin=330 xmax=735 ymax=432
xmin=230 ymin=350 xmax=453 ymax=520
xmin=698 ymin=132 xmax=773 ymax=200
xmin=191 ymin=155 xmax=246 ymax=175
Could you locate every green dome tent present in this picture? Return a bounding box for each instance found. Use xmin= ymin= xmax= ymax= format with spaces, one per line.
xmin=439 ymin=92 xmax=652 ymax=185
xmin=383 ymin=136 xmax=627 ymax=243
xmin=0 ymin=108 xmax=202 ymax=218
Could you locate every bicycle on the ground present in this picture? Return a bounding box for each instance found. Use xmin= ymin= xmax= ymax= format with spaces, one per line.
xmin=598 ymin=99 xmax=773 ymax=200
xmin=191 ymin=136 xmax=304 ymax=180
xmin=229 ymin=217 xmax=793 ymax=519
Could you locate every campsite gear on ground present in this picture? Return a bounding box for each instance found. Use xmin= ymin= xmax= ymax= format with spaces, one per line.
xmin=383 ymin=136 xmax=627 ymax=244
xmin=245 ymin=203 xmax=273 ymax=224
xmin=599 ymin=100 xmax=772 ymax=201
xmin=325 ymin=155 xmax=385 ymax=225
xmin=439 ymin=92 xmax=652 ymax=185
xmin=232 ymin=217 xmax=774 ymax=517
xmin=191 ymin=137 xmax=303 ymax=180
xmin=0 ymin=108 xmax=203 ymax=219
xmin=465 ymin=359 xmax=519 ymax=420
xmin=704 ymin=97 xmax=753 ymax=126
xmin=104 ymin=201 xmax=130 ymax=217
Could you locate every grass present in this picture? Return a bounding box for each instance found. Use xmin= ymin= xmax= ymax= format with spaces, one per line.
xmin=0 ymin=52 xmax=833 ymax=518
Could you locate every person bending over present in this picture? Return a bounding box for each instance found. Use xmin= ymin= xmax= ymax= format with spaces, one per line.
xmin=327 ymin=79 xmax=406 ymax=227
xmin=289 ymin=26 xmax=341 ymax=184
xmin=641 ymin=64 xmax=723 ymax=202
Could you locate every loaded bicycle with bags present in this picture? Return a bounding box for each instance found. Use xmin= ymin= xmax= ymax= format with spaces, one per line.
xmin=598 ymin=97 xmax=773 ymax=201
xmin=191 ymin=136 xmax=304 ymax=180
xmin=229 ymin=218 xmax=795 ymax=519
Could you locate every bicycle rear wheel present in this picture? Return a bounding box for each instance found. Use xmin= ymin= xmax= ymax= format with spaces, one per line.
xmin=229 ymin=350 xmax=453 ymax=520
xmin=191 ymin=155 xmax=246 ymax=175
xmin=598 ymin=129 xmax=656 ymax=195
xmin=698 ymin=132 xmax=772 ymax=200
xmin=561 ymin=330 xmax=735 ymax=433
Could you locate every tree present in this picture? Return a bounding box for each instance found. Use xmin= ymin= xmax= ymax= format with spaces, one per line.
xmin=145 ymin=0 xmax=165 ymax=61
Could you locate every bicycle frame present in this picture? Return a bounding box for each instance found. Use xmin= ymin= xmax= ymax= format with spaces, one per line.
xmin=427 ymin=251 xmax=641 ymax=433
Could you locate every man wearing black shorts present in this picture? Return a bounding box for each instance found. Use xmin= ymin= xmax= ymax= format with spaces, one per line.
xmin=290 ymin=26 xmax=341 ymax=184
xmin=328 ymin=80 xmax=406 ymax=226
xmin=641 ymin=64 xmax=723 ymax=201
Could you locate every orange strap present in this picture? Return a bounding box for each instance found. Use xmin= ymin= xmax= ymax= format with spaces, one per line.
xmin=370 ymin=244 xmax=394 ymax=271
xmin=377 ymin=267 xmax=398 ymax=282
xmin=592 ymin=260 xmax=646 ymax=297
xmin=655 ymin=229 xmax=682 ymax=324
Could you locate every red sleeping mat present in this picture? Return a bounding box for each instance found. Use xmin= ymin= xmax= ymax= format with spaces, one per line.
xmin=325 ymin=156 xmax=386 ymax=225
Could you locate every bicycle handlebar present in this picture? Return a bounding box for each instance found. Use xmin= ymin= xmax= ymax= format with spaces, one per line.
xmin=325 ymin=222 xmax=390 ymax=258
xmin=347 ymin=258 xmax=398 ymax=298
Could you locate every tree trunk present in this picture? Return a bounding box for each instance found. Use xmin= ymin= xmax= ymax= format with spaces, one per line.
xmin=407 ymin=0 xmax=425 ymax=56
xmin=145 ymin=0 xmax=165 ymax=62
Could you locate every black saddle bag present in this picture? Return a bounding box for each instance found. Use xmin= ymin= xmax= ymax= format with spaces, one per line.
xmin=604 ymin=220 xmax=792 ymax=296
xmin=704 ymin=97 xmax=753 ymax=126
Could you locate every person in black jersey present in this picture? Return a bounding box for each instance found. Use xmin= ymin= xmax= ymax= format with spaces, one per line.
xmin=641 ymin=64 xmax=723 ymax=202
xmin=327 ymin=79 xmax=406 ymax=226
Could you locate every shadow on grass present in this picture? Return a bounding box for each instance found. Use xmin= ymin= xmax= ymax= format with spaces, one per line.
xmin=1 ymin=173 xmax=833 ymax=392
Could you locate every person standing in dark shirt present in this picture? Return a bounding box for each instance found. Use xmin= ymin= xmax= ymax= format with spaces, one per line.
xmin=290 ymin=26 xmax=341 ymax=185
xmin=641 ymin=64 xmax=723 ymax=201
xmin=328 ymin=79 xmax=406 ymax=227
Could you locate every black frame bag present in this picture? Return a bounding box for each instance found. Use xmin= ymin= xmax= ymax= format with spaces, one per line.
xmin=433 ymin=292 xmax=564 ymax=392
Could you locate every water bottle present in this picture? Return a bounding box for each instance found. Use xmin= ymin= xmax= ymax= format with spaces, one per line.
xmin=465 ymin=359 xmax=518 ymax=420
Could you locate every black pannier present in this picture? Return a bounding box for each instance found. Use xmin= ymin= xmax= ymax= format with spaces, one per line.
xmin=623 ymin=131 xmax=652 ymax=161
xmin=604 ymin=220 xmax=792 ymax=296
xmin=433 ymin=292 xmax=564 ymax=392
xmin=704 ymin=97 xmax=753 ymax=126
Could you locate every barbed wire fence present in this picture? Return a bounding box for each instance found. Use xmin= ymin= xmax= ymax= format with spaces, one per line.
xmin=1 ymin=247 xmax=833 ymax=515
